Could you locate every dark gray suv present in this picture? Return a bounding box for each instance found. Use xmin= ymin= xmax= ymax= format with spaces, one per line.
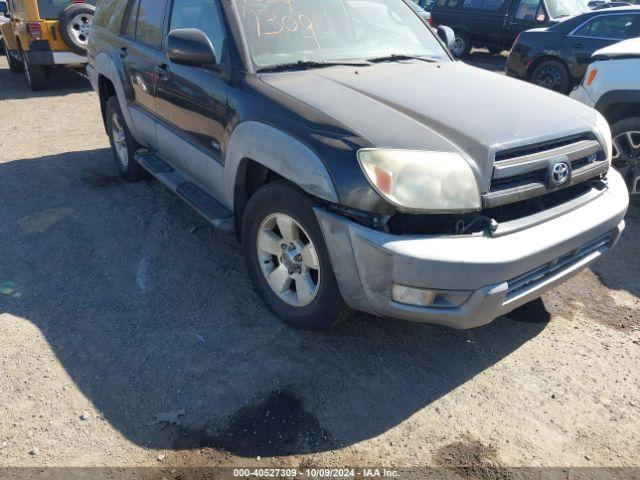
xmin=87 ymin=0 xmax=628 ymax=331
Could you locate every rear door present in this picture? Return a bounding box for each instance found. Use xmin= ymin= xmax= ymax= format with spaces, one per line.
xmin=459 ymin=0 xmax=509 ymax=48
xmin=503 ymin=0 xmax=548 ymax=49
xmin=119 ymin=0 xmax=168 ymax=148
xmin=567 ymin=12 xmax=640 ymax=77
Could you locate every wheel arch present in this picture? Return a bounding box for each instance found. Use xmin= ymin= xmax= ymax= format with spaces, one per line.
xmin=225 ymin=121 xmax=339 ymax=241
xmin=526 ymin=55 xmax=567 ymax=80
xmin=595 ymin=90 xmax=640 ymax=125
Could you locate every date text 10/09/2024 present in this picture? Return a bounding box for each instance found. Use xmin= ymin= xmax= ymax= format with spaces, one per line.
xmin=232 ymin=468 xmax=400 ymax=478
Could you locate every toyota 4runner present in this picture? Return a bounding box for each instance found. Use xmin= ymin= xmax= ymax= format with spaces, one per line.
xmin=87 ymin=0 xmax=629 ymax=331
xmin=1 ymin=0 xmax=95 ymax=90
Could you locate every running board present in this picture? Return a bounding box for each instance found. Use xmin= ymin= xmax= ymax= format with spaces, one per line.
xmin=135 ymin=150 xmax=233 ymax=233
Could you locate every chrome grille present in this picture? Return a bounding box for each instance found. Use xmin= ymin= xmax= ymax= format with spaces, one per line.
xmin=484 ymin=134 xmax=608 ymax=208
xmin=506 ymin=232 xmax=612 ymax=300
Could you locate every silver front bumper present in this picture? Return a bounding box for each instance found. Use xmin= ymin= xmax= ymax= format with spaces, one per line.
xmin=316 ymin=170 xmax=629 ymax=329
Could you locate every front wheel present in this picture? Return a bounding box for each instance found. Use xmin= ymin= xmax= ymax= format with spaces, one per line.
xmin=105 ymin=96 xmax=148 ymax=181
xmin=242 ymin=181 xmax=351 ymax=331
xmin=611 ymin=117 xmax=640 ymax=202
xmin=450 ymin=30 xmax=472 ymax=58
xmin=530 ymin=60 xmax=569 ymax=93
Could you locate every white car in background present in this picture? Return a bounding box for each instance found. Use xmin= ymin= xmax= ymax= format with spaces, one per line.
xmin=0 ymin=0 xmax=8 ymax=54
xmin=571 ymin=37 xmax=640 ymax=200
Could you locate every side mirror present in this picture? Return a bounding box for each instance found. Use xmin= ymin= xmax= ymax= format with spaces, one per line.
xmin=167 ymin=28 xmax=216 ymax=67
xmin=437 ymin=25 xmax=455 ymax=51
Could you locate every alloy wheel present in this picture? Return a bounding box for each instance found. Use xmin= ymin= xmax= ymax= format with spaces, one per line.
xmin=257 ymin=213 xmax=320 ymax=307
xmin=451 ymin=37 xmax=465 ymax=57
xmin=612 ymin=130 xmax=640 ymax=192
xmin=110 ymin=112 xmax=129 ymax=169
xmin=533 ymin=66 xmax=561 ymax=90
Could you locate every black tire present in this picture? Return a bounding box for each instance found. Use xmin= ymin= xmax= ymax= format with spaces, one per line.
xmin=105 ymin=96 xmax=148 ymax=181
xmin=0 ymin=38 xmax=5 ymax=55
xmin=610 ymin=116 xmax=640 ymax=200
xmin=5 ymin=44 xmax=24 ymax=73
xmin=58 ymin=4 xmax=95 ymax=56
xmin=20 ymin=45 xmax=47 ymax=90
xmin=242 ymin=181 xmax=352 ymax=331
xmin=530 ymin=59 xmax=569 ymax=93
xmin=450 ymin=30 xmax=472 ymax=58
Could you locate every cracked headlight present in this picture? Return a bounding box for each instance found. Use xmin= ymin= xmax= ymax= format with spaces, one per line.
xmin=595 ymin=111 xmax=613 ymax=165
xmin=357 ymin=149 xmax=481 ymax=213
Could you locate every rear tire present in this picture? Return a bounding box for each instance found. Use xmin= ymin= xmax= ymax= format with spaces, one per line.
xmin=20 ymin=45 xmax=47 ymax=90
xmin=242 ymin=181 xmax=351 ymax=331
xmin=105 ymin=96 xmax=148 ymax=182
xmin=5 ymin=44 xmax=24 ymax=73
xmin=450 ymin=30 xmax=472 ymax=58
xmin=530 ymin=59 xmax=569 ymax=93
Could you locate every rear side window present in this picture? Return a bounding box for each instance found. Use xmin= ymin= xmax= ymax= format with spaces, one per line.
xmin=94 ymin=0 xmax=130 ymax=32
xmin=37 ymin=0 xmax=96 ymax=19
xmin=122 ymin=0 xmax=139 ymax=37
xmin=135 ymin=0 xmax=166 ymax=47
xmin=462 ymin=0 xmax=505 ymax=9
xmin=168 ymin=0 xmax=226 ymax=58
xmin=513 ymin=0 xmax=544 ymax=21
xmin=574 ymin=14 xmax=638 ymax=40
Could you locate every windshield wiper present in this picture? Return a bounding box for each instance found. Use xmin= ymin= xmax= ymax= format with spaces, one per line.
xmin=366 ymin=54 xmax=436 ymax=63
xmin=257 ymin=60 xmax=369 ymax=73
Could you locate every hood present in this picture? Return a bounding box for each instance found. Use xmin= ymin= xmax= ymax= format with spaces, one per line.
xmin=593 ymin=37 xmax=640 ymax=59
xmin=259 ymin=61 xmax=598 ymax=191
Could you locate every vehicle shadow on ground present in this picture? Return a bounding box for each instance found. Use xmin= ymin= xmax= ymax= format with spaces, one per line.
xmin=0 ymin=59 xmax=91 ymax=100
xmin=0 ymin=149 xmax=554 ymax=458
xmin=463 ymin=49 xmax=507 ymax=74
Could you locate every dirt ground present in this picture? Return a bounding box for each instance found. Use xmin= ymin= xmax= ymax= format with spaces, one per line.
xmin=0 ymin=55 xmax=639 ymax=476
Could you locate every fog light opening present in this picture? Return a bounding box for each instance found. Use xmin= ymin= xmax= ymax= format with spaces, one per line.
xmin=392 ymin=285 xmax=437 ymax=307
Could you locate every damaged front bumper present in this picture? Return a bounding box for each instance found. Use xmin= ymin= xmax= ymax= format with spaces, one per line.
xmin=315 ymin=170 xmax=629 ymax=329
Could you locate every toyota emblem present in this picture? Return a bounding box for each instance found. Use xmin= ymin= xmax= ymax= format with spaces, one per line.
xmin=551 ymin=162 xmax=570 ymax=185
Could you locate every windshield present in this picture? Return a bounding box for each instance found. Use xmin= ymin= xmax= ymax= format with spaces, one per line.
xmin=234 ymin=0 xmax=448 ymax=69
xmin=37 ymin=0 xmax=96 ymax=19
xmin=545 ymin=0 xmax=590 ymax=18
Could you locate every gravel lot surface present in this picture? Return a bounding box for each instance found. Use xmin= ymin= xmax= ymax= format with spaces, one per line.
xmin=0 ymin=55 xmax=639 ymax=474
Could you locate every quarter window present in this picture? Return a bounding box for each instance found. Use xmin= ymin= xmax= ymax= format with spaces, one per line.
xmin=135 ymin=0 xmax=166 ymax=47
xmin=123 ymin=0 xmax=139 ymax=37
xmin=574 ymin=14 xmax=638 ymax=40
xmin=168 ymin=0 xmax=226 ymax=60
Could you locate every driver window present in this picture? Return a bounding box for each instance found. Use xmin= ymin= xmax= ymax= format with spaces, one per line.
xmin=515 ymin=0 xmax=545 ymax=21
xmin=169 ymin=0 xmax=227 ymax=61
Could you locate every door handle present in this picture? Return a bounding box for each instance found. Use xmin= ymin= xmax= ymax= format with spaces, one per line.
xmin=119 ymin=47 xmax=127 ymax=59
xmin=156 ymin=63 xmax=169 ymax=82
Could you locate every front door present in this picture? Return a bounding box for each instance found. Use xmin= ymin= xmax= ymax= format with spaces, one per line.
xmin=120 ymin=0 xmax=168 ymax=147
xmin=154 ymin=0 xmax=230 ymax=191
xmin=503 ymin=0 xmax=547 ymax=49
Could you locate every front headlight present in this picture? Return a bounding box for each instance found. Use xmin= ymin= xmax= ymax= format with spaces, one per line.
xmin=595 ymin=111 xmax=613 ymax=165
xmin=357 ymin=149 xmax=481 ymax=213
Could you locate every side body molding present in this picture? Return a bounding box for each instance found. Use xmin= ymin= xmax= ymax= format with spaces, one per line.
xmin=92 ymin=51 xmax=145 ymax=146
xmin=222 ymin=121 xmax=339 ymax=208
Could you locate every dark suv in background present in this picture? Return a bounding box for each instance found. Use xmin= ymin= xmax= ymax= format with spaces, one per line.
xmin=430 ymin=0 xmax=591 ymax=57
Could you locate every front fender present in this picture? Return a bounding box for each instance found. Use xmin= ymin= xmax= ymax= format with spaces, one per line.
xmin=223 ymin=121 xmax=339 ymax=207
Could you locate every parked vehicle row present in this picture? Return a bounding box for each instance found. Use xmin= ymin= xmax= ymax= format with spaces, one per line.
xmin=571 ymin=37 xmax=640 ymax=195
xmin=506 ymin=7 xmax=640 ymax=92
xmin=0 ymin=0 xmax=95 ymax=90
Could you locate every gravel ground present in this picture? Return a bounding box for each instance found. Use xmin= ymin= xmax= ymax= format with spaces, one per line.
xmin=0 ymin=56 xmax=639 ymax=474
